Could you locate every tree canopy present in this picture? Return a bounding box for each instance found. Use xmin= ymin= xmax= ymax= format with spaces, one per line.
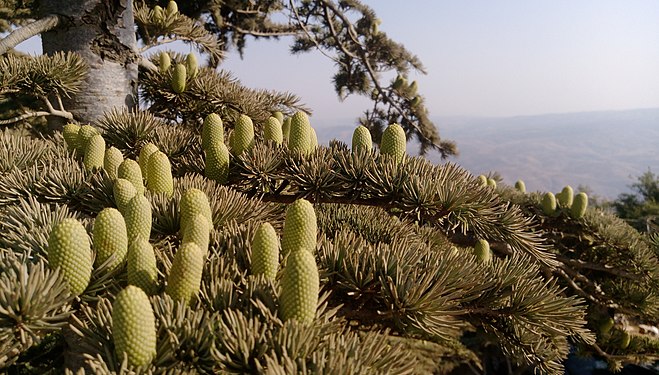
xmin=0 ymin=1 xmax=658 ymax=374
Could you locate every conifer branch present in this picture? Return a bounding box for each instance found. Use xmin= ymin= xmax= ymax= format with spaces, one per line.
xmin=0 ymin=15 xmax=59 ymax=55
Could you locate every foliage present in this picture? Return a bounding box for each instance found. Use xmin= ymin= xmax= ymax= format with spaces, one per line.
xmin=612 ymin=170 xmax=659 ymax=233
xmin=0 ymin=1 xmax=658 ymax=374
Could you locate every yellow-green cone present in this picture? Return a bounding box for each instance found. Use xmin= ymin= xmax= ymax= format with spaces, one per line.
xmin=380 ymin=123 xmax=406 ymax=163
xmin=146 ymin=151 xmax=173 ymax=197
xmin=230 ymin=114 xmax=254 ymax=155
xmin=63 ymin=123 xmax=81 ymax=153
xmin=571 ymin=192 xmax=588 ymax=219
xmin=113 ymin=178 xmax=137 ymax=215
xmin=272 ymin=111 xmax=284 ymax=125
xmin=280 ymin=249 xmax=319 ymax=325
xmin=205 ymin=142 xmax=229 ymax=184
xmin=182 ymin=213 xmax=210 ymax=255
xmin=139 ymin=143 xmax=159 ymax=181
xmin=282 ymin=117 xmax=291 ymax=144
xmin=202 ymin=113 xmax=224 ymax=150
xmin=557 ymin=185 xmax=574 ymax=208
xmin=117 ymin=159 xmax=144 ymax=195
xmin=84 ymin=134 xmax=105 ymax=171
xmin=112 ymin=285 xmax=157 ymax=366
xmin=93 ymin=208 xmax=128 ymax=272
xmin=166 ymin=0 xmax=178 ymax=15
xmin=281 ymin=199 xmax=317 ymax=256
xmin=47 ymin=218 xmax=93 ymax=296
xmin=477 ymin=175 xmax=488 ymax=186
xmin=515 ymin=179 xmax=526 ymax=193
xmin=159 ymin=51 xmax=171 ymax=73
xmin=165 ymin=243 xmax=204 ymax=305
xmin=288 ymin=111 xmax=312 ymax=155
xmin=125 ymin=194 xmax=152 ymax=242
xmin=352 ymin=125 xmax=372 ymax=153
xmin=152 ymin=5 xmax=164 ymax=23
xmin=171 ymin=63 xmax=186 ymax=94
xmin=251 ymin=222 xmax=279 ymax=280
xmin=77 ymin=125 xmax=99 ymax=156
xmin=104 ymin=147 xmax=124 ymax=180
xmin=542 ymin=192 xmax=557 ymax=216
xmin=309 ymin=127 xmax=318 ymax=151
xmin=127 ymin=236 xmax=159 ymax=295
xmin=263 ymin=116 xmax=283 ymax=145
xmin=185 ymin=53 xmax=198 ymax=78
xmin=179 ymin=188 xmax=213 ymax=235
xmin=474 ymin=239 xmax=491 ymax=264
xmin=487 ymin=178 xmax=497 ymax=189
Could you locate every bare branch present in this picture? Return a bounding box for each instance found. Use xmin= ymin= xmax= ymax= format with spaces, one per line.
xmin=0 ymin=15 xmax=60 ymax=55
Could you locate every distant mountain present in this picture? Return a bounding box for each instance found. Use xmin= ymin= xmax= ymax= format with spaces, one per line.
xmin=434 ymin=108 xmax=659 ymax=199
xmin=313 ymin=108 xmax=659 ymax=199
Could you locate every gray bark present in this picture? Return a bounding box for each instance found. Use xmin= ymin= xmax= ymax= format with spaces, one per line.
xmin=39 ymin=0 xmax=138 ymax=125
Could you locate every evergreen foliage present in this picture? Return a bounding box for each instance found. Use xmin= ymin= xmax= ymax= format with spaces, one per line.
xmin=0 ymin=1 xmax=658 ymax=374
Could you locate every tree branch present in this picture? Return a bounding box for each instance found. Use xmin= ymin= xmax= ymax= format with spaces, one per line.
xmin=0 ymin=15 xmax=60 ymax=55
xmin=0 ymin=94 xmax=73 ymax=125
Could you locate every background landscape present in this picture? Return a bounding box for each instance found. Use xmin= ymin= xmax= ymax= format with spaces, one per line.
xmin=315 ymin=107 xmax=659 ymax=199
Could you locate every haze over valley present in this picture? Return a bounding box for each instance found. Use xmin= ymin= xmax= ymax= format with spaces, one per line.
xmin=315 ymin=108 xmax=659 ymax=199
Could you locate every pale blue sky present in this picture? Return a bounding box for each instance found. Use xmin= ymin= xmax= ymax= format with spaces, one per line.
xmin=15 ymin=1 xmax=659 ymax=121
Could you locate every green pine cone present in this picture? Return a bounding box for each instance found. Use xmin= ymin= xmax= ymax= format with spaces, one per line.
xmin=127 ymin=236 xmax=159 ymax=295
xmin=477 ymin=175 xmax=488 ymax=186
xmin=515 ymin=179 xmax=526 ymax=193
xmin=282 ymin=117 xmax=291 ymax=144
xmin=84 ymin=134 xmax=105 ymax=171
xmin=486 ymin=178 xmax=497 ymax=189
xmin=474 ymin=239 xmax=491 ymax=263
xmin=63 ymin=123 xmax=81 ymax=153
xmin=185 ymin=53 xmax=198 ymax=78
xmin=182 ymin=213 xmax=210 ymax=255
xmin=571 ymin=192 xmax=588 ymax=219
xmin=138 ymin=143 xmax=159 ymax=181
xmin=112 ymin=285 xmax=157 ymax=366
xmin=77 ymin=125 xmax=99 ymax=156
xmin=288 ymin=111 xmax=312 ymax=155
xmin=281 ymin=199 xmax=317 ymax=256
xmin=309 ymin=127 xmax=318 ymax=151
xmin=125 ymin=194 xmax=152 ymax=242
xmin=165 ymin=243 xmax=204 ymax=305
xmin=230 ymin=114 xmax=254 ymax=155
xmin=146 ymin=151 xmax=173 ymax=197
xmin=104 ymin=147 xmax=124 ymax=180
xmin=113 ymin=178 xmax=137 ymax=215
xmin=380 ymin=123 xmax=406 ymax=163
xmin=598 ymin=317 xmax=615 ymax=335
xmin=251 ymin=222 xmax=279 ymax=280
xmin=542 ymin=192 xmax=557 ymax=215
xmin=272 ymin=111 xmax=284 ymax=125
xmin=166 ymin=0 xmax=178 ymax=15
xmin=205 ymin=142 xmax=229 ymax=184
xmin=47 ymin=218 xmax=93 ymax=296
xmin=93 ymin=208 xmax=128 ymax=272
xmin=152 ymin=5 xmax=164 ymax=23
xmin=558 ymin=185 xmax=574 ymax=208
xmin=159 ymin=51 xmax=171 ymax=73
xmin=171 ymin=63 xmax=186 ymax=94
xmin=202 ymin=113 xmax=224 ymax=150
xmin=351 ymin=125 xmax=372 ymax=153
xmin=117 ymin=159 xmax=144 ymax=195
xmin=179 ymin=188 xmax=213 ymax=235
xmin=263 ymin=116 xmax=283 ymax=145
xmin=280 ymin=249 xmax=319 ymax=325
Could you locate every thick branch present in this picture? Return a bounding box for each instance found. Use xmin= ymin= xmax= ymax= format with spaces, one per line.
xmin=0 ymin=15 xmax=60 ymax=55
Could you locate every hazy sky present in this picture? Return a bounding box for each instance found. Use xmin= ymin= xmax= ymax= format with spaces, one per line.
xmin=15 ymin=1 xmax=659 ymax=121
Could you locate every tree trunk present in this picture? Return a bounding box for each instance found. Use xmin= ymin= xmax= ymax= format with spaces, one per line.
xmin=39 ymin=0 xmax=138 ymax=126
